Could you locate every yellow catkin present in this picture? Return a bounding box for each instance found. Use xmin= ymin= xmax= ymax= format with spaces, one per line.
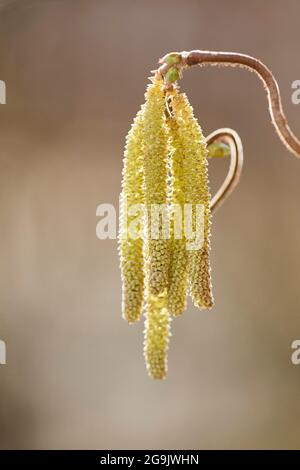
xmin=143 ymin=78 xmax=170 ymax=296
xmin=171 ymin=93 xmax=214 ymax=310
xmin=167 ymin=107 xmax=189 ymax=316
xmin=119 ymin=106 xmax=145 ymax=323
xmin=144 ymin=289 xmax=171 ymax=379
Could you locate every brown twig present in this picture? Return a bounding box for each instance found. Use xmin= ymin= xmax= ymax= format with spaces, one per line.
xmin=159 ymin=50 xmax=300 ymax=158
xmin=207 ymin=128 xmax=244 ymax=214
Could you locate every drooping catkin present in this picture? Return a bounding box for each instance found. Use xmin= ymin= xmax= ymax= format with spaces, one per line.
xmin=167 ymin=109 xmax=189 ymax=316
xmin=171 ymin=93 xmax=214 ymax=310
xmin=121 ymin=71 xmax=216 ymax=379
xmin=119 ymin=106 xmax=145 ymax=323
xmin=144 ymin=289 xmax=171 ymax=379
xmin=143 ymin=78 xmax=170 ymax=296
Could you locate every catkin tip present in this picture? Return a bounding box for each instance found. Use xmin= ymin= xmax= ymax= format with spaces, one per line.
xmin=144 ymin=290 xmax=171 ymax=380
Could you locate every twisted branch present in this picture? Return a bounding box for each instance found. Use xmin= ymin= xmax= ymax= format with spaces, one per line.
xmin=159 ymin=50 xmax=300 ymax=158
xmin=208 ymin=128 xmax=244 ymax=214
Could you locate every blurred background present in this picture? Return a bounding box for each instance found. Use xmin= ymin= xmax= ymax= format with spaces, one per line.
xmin=0 ymin=0 xmax=300 ymax=450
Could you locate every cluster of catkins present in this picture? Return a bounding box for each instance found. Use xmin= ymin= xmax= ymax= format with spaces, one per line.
xmin=119 ymin=76 xmax=213 ymax=379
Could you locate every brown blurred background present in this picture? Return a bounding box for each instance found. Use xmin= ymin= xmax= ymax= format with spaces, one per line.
xmin=0 ymin=0 xmax=300 ymax=450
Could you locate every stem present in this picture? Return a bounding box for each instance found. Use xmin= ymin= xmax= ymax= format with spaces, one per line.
xmin=208 ymin=128 xmax=244 ymax=214
xmin=160 ymin=50 xmax=300 ymax=158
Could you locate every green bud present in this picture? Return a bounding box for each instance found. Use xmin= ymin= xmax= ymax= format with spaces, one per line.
xmin=163 ymin=53 xmax=182 ymax=66
xmin=165 ymin=66 xmax=180 ymax=84
xmin=208 ymin=142 xmax=231 ymax=158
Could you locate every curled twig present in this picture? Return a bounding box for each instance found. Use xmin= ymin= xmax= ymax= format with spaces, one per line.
xmin=208 ymin=128 xmax=244 ymax=214
xmin=159 ymin=50 xmax=300 ymax=158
